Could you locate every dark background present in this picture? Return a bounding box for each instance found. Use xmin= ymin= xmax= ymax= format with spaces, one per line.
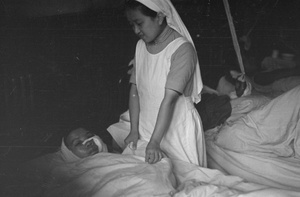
xmin=0 ymin=0 xmax=299 ymax=193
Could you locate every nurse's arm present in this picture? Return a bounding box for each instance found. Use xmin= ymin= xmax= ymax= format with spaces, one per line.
xmin=124 ymin=83 xmax=140 ymax=148
xmin=149 ymin=88 xmax=180 ymax=145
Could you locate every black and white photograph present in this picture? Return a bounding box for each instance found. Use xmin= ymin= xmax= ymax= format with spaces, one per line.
xmin=1 ymin=0 xmax=300 ymax=196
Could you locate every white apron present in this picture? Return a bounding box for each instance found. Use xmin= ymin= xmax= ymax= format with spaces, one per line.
xmin=135 ymin=37 xmax=207 ymax=167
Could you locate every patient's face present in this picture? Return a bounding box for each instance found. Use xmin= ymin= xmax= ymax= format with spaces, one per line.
xmin=66 ymin=128 xmax=99 ymax=158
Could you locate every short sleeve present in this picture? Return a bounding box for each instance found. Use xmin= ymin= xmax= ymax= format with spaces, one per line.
xmin=166 ymin=42 xmax=197 ymax=96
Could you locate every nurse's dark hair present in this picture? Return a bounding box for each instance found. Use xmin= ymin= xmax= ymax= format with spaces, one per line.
xmin=124 ymin=0 xmax=157 ymax=18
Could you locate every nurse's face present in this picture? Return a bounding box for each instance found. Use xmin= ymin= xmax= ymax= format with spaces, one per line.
xmin=126 ymin=8 xmax=162 ymax=44
xmin=66 ymin=128 xmax=99 ymax=158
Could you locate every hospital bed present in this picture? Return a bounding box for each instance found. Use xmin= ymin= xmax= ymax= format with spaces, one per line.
xmin=12 ymin=83 xmax=300 ymax=197
xmin=106 ymin=82 xmax=300 ymax=194
xmin=15 ymin=146 xmax=300 ymax=197
xmin=205 ymin=84 xmax=300 ymax=191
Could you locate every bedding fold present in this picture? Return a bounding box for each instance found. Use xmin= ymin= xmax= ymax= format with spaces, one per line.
xmin=17 ymin=150 xmax=300 ymax=197
xmin=215 ymin=85 xmax=300 ymax=158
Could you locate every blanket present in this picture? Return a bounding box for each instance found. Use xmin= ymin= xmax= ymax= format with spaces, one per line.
xmin=13 ymin=86 xmax=300 ymax=196
xmin=206 ymin=85 xmax=300 ymax=190
xmin=16 ymin=151 xmax=300 ymax=197
xmin=214 ymin=85 xmax=300 ymax=158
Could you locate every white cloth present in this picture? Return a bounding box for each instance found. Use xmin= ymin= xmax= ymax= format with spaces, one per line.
xmin=136 ymin=0 xmax=202 ymax=103
xmin=215 ymin=85 xmax=300 ymax=158
xmin=206 ymin=129 xmax=300 ymax=190
xmin=83 ymin=136 xmax=108 ymax=153
xmin=205 ymin=85 xmax=300 ymax=190
xmin=61 ymin=138 xmax=81 ymax=162
xmin=107 ymin=110 xmax=131 ymax=150
xmin=19 ymin=152 xmax=300 ymax=197
xmin=135 ymin=37 xmax=206 ymax=166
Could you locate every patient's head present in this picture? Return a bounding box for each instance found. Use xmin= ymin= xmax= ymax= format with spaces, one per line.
xmin=62 ymin=128 xmax=108 ymax=161
xmin=216 ymin=70 xmax=252 ymax=99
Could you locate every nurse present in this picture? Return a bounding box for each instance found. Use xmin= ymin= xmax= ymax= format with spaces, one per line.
xmin=124 ymin=0 xmax=206 ymax=166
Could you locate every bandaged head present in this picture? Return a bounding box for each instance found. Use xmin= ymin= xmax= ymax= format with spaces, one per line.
xmin=61 ymin=129 xmax=108 ymax=162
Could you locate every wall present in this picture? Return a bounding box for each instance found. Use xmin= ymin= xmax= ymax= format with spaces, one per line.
xmin=0 ymin=0 xmax=299 ymax=138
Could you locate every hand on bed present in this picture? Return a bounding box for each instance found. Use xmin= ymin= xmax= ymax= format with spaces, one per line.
xmin=124 ymin=131 xmax=139 ymax=150
xmin=146 ymin=142 xmax=164 ymax=164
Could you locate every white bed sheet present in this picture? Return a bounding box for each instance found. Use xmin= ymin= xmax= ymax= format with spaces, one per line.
xmin=17 ymin=150 xmax=300 ymax=197
xmin=206 ymin=123 xmax=300 ymax=191
xmin=204 ymin=85 xmax=300 ymax=191
xmin=107 ymin=110 xmax=131 ymax=150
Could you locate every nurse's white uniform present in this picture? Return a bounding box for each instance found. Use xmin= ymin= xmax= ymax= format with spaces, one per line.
xmin=134 ymin=37 xmax=206 ymax=167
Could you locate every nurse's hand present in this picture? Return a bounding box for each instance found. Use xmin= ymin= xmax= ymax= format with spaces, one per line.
xmin=124 ymin=130 xmax=139 ymax=150
xmin=145 ymin=142 xmax=164 ymax=164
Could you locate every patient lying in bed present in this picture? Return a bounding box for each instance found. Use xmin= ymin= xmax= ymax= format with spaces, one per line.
xmin=17 ymin=128 xmax=176 ymax=196
xmin=15 ymin=127 xmax=300 ymax=197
